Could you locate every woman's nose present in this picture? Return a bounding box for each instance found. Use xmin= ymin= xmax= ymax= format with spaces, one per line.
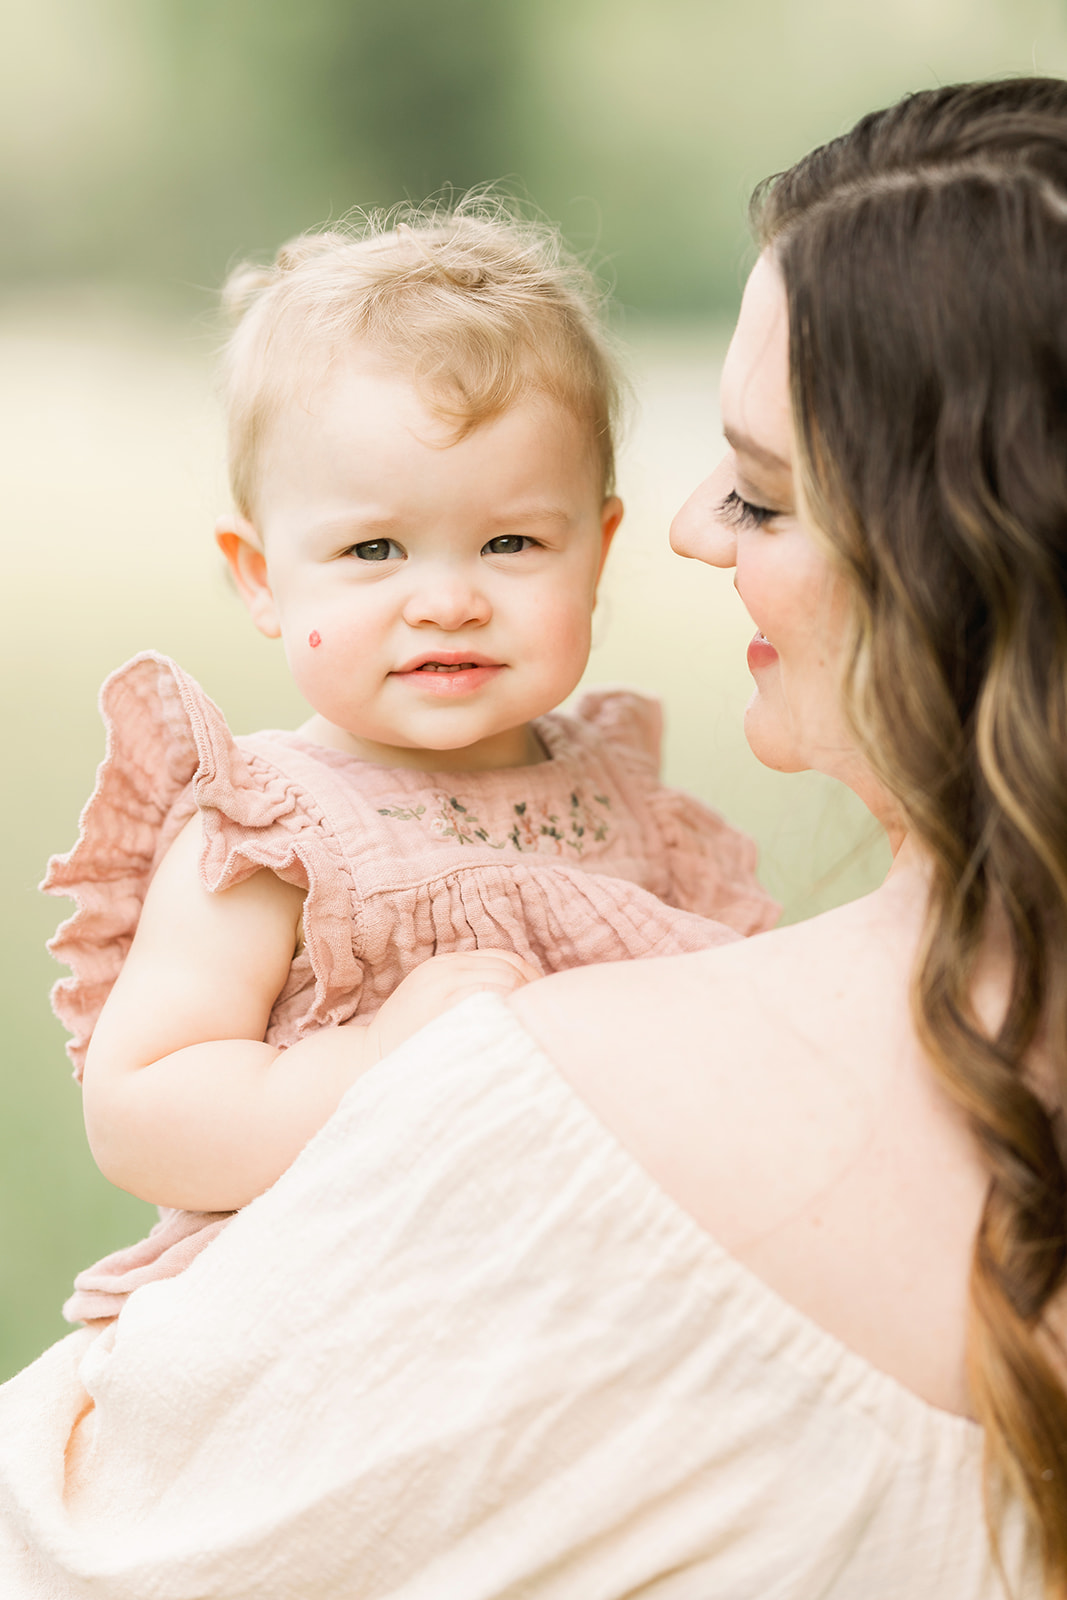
xmin=670 ymin=468 xmax=737 ymax=569
xmin=401 ymin=566 xmax=492 ymax=630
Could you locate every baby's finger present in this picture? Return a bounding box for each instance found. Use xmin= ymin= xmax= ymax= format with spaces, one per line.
xmin=462 ymin=948 xmax=543 ymax=985
xmin=439 ymin=972 xmax=529 ymax=1011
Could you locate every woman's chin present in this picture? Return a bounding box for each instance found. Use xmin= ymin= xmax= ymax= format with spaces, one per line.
xmin=742 ymin=699 xmax=809 ymax=774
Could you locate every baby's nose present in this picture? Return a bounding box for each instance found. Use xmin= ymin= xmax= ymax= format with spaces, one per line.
xmin=401 ymin=567 xmax=492 ymax=629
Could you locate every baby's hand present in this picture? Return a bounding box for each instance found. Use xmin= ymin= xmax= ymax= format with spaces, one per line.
xmin=366 ymin=949 xmax=542 ymax=1061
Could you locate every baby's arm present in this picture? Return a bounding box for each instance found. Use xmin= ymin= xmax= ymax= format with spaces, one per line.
xmin=82 ymin=816 xmax=535 ymax=1213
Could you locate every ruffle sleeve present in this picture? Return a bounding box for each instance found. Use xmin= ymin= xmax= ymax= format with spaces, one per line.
xmin=647 ymin=784 xmax=780 ymax=934
xmin=570 ymin=688 xmax=780 ymax=936
xmin=62 ymin=1207 xmax=233 ymax=1326
xmin=572 ymin=686 xmax=664 ymax=772
xmin=42 ymin=651 xmax=362 ymax=1081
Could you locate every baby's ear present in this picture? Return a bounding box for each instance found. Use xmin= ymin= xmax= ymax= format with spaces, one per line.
xmin=597 ymin=496 xmax=624 ymax=581
xmin=216 ymin=515 xmax=281 ymax=639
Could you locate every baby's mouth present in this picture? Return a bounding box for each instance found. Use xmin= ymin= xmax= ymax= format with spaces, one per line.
xmin=394 ymin=651 xmax=502 ymax=682
xmin=395 ymin=656 xmax=503 ymax=696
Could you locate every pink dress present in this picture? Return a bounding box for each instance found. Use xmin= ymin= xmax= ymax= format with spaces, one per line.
xmin=45 ymin=652 xmax=778 ymax=1323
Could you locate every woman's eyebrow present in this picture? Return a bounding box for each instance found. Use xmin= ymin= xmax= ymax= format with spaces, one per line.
xmin=723 ymin=424 xmax=790 ymax=474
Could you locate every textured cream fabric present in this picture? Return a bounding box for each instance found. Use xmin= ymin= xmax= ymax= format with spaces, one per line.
xmin=0 ymin=997 xmax=1039 ymax=1598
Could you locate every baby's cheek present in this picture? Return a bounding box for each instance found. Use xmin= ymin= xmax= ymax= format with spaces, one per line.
xmin=539 ymin=601 xmax=594 ymax=683
xmin=284 ymin=613 xmax=373 ymax=720
xmin=282 ymin=625 xmax=335 ymax=706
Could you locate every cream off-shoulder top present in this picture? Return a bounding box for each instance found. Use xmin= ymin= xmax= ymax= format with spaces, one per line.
xmin=0 ymin=995 xmax=1038 ymax=1599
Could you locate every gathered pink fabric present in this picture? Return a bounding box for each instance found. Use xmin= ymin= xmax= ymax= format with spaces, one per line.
xmin=45 ymin=652 xmax=778 ymax=1323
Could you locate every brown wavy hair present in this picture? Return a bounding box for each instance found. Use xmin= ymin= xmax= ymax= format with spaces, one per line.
xmin=753 ymin=80 xmax=1067 ymax=1593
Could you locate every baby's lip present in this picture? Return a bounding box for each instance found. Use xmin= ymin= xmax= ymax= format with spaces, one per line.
xmin=394 ymin=651 xmax=502 ymax=673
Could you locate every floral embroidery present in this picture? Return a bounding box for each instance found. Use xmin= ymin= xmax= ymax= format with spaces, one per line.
xmin=378 ymin=789 xmax=612 ymax=856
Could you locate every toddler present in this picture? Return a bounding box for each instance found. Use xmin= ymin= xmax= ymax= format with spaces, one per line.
xmin=46 ymin=204 xmax=778 ymax=1324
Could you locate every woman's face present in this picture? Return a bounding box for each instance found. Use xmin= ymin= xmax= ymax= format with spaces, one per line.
xmin=670 ymin=253 xmax=862 ymax=789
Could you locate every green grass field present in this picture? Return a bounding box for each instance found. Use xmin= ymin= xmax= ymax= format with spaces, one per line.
xmin=0 ymin=302 xmax=888 ymax=1381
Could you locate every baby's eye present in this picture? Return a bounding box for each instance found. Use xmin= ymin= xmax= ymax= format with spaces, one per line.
xmin=482 ymin=534 xmax=534 ymax=556
xmin=348 ymin=538 xmax=404 ymax=562
xmin=717 ymin=489 xmax=777 ymax=529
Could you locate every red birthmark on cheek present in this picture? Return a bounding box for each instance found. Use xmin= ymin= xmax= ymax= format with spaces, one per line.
xmin=308 ymin=630 xmax=322 ymax=649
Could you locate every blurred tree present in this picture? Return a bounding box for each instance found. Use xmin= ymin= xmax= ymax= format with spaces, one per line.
xmin=309 ymin=0 xmax=528 ymax=198
xmin=135 ymin=0 xmax=532 ymax=278
xmin=1 ymin=0 xmax=1066 ymax=311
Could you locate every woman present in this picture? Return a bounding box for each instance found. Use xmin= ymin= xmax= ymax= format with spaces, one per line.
xmin=0 ymin=78 xmax=1063 ymax=1598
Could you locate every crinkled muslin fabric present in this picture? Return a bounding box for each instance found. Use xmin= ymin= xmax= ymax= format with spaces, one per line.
xmin=0 ymin=998 xmax=1036 ymax=1598
xmin=43 ymin=653 xmax=777 ymax=1321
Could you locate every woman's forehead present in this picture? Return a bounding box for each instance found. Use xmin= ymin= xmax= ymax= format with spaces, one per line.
xmin=720 ymin=253 xmax=793 ymax=474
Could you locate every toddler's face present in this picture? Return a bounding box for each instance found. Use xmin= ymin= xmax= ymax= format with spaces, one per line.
xmin=219 ymin=354 xmax=622 ymax=770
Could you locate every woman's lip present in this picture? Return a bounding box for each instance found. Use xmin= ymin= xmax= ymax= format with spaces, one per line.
xmin=747 ymin=631 xmax=778 ymax=672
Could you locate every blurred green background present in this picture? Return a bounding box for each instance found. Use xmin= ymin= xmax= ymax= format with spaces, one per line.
xmin=3 ymin=0 xmax=1066 ymax=1381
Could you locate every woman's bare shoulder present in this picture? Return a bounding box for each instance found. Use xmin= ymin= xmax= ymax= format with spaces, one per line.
xmin=509 ymin=880 xmax=985 ymax=1415
xmin=510 ymin=893 xmax=903 ymax=1076
xmin=506 ymin=879 xmax=950 ymax=1265
xmin=510 ymin=937 xmax=760 ymax=1061
xmin=507 ymin=904 xmax=898 ymax=1233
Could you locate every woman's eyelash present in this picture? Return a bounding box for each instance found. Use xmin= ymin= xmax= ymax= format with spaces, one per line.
xmin=717 ymin=489 xmax=776 ymax=529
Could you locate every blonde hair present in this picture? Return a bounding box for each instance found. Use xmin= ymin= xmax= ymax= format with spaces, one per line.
xmin=219 ymin=197 xmax=624 ymax=519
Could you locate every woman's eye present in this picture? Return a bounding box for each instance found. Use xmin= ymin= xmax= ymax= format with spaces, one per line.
xmin=717 ymin=489 xmax=777 ymax=530
xmin=348 ymin=538 xmax=403 ymax=562
xmin=483 ymin=534 xmax=534 ymax=556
